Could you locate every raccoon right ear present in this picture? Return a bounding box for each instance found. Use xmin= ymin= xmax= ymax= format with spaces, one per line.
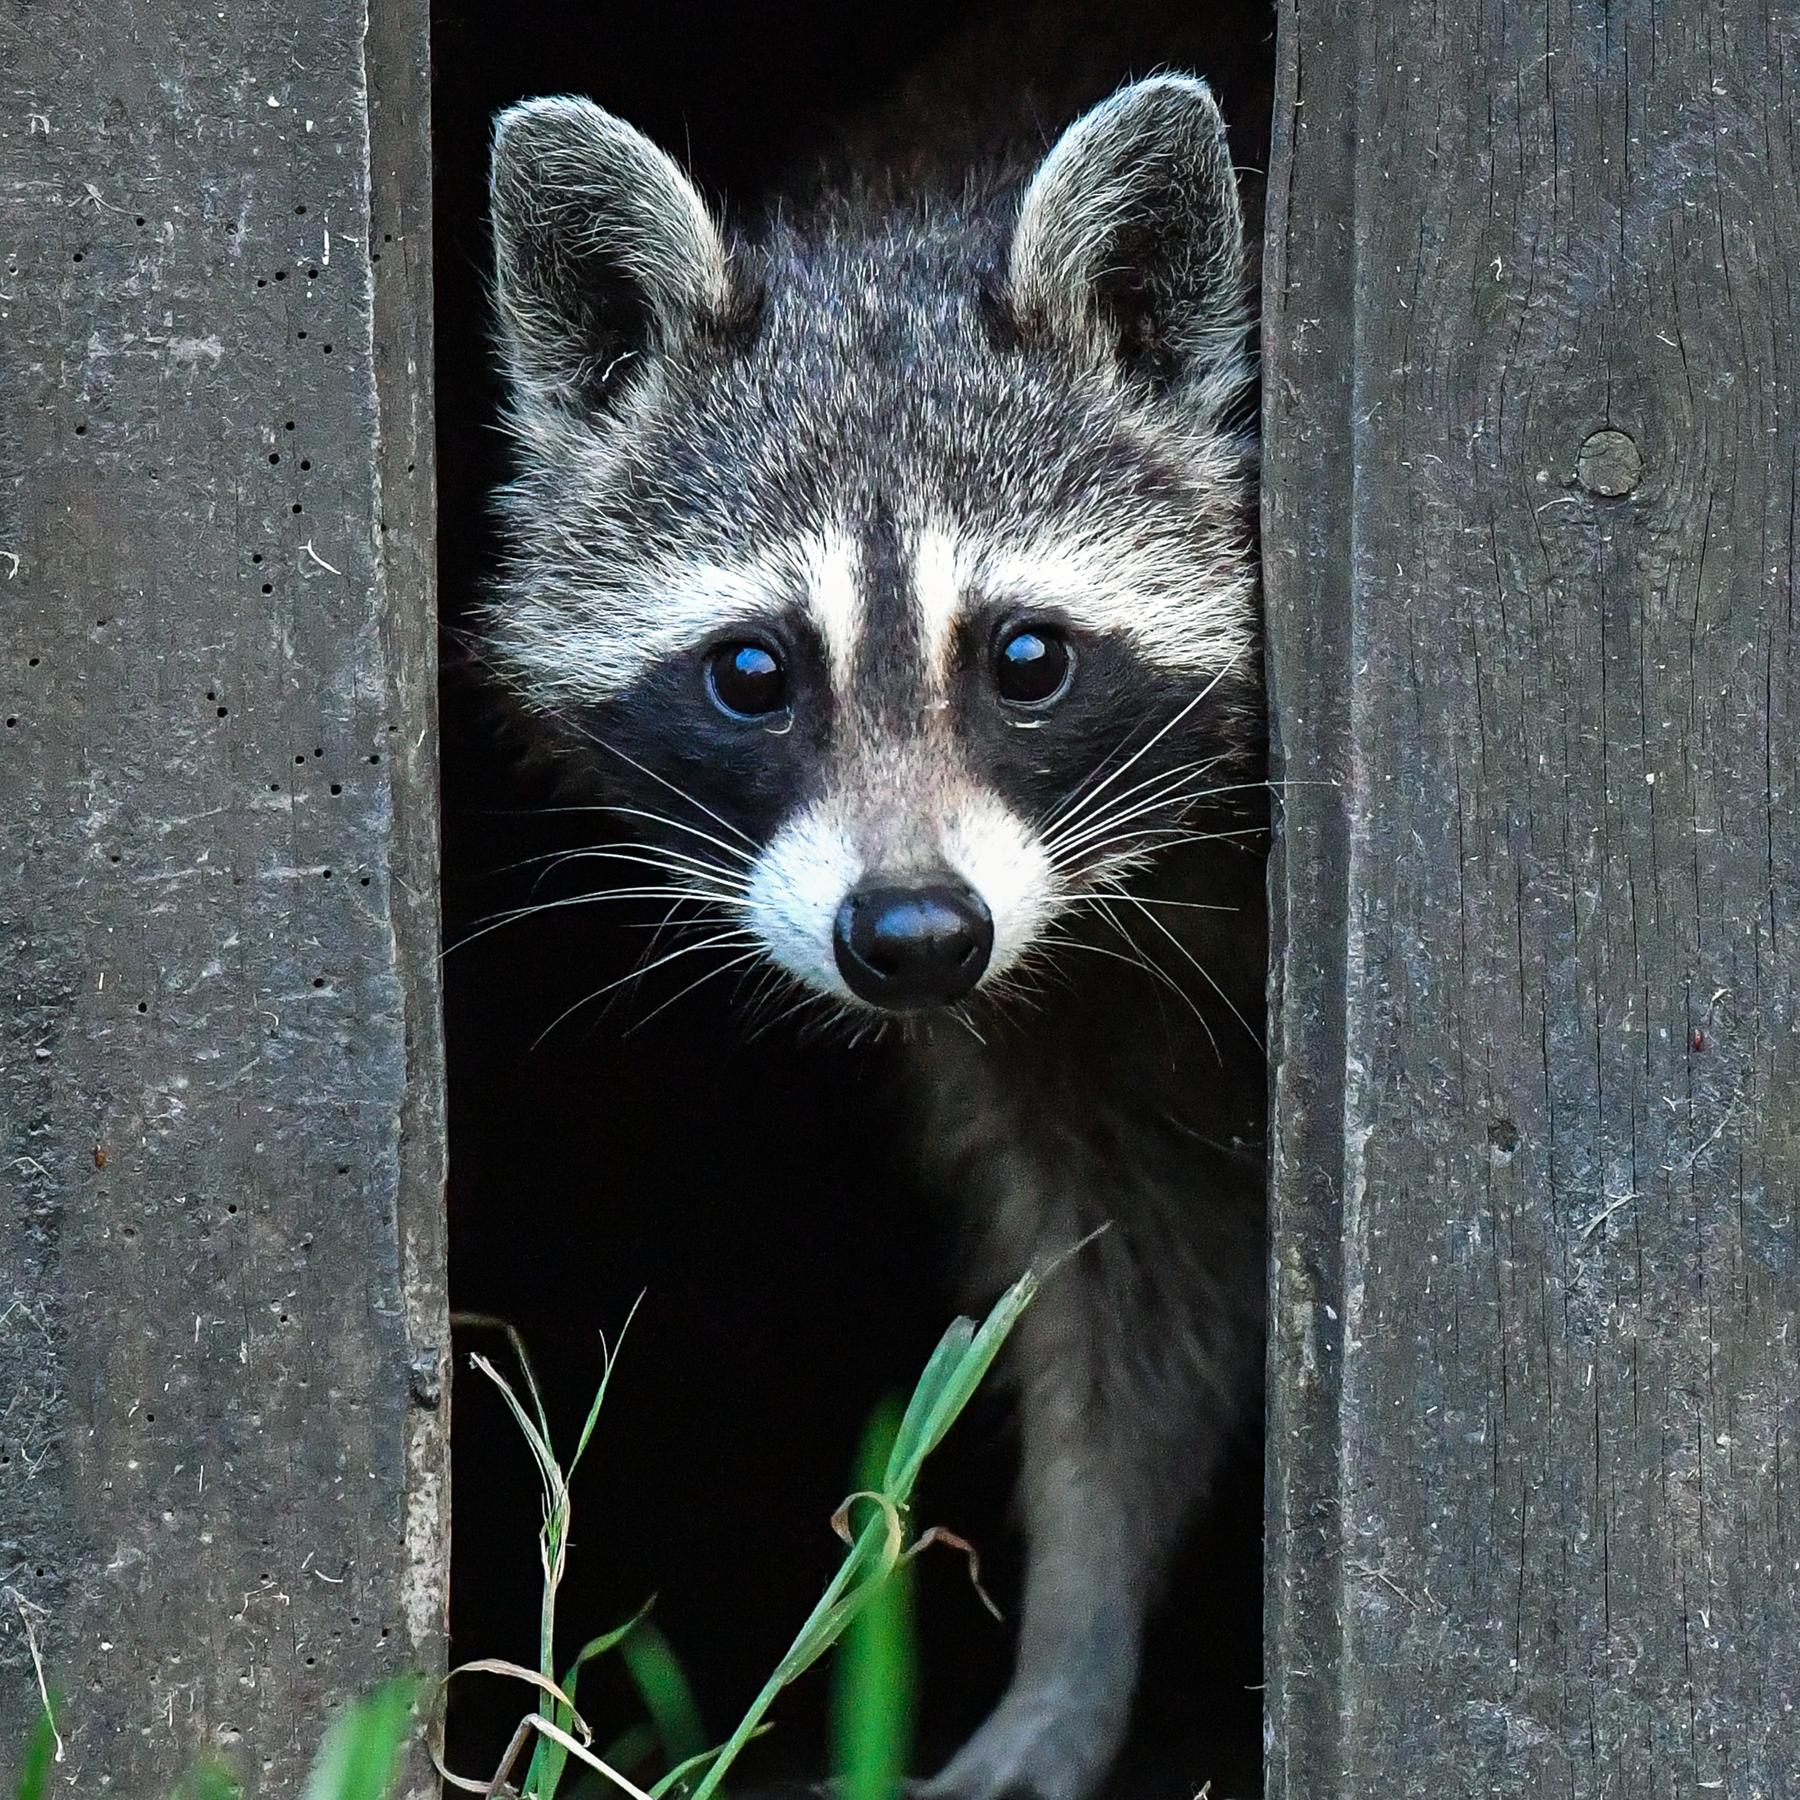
xmin=489 ymin=96 xmax=734 ymax=411
xmin=1005 ymin=76 xmax=1245 ymax=395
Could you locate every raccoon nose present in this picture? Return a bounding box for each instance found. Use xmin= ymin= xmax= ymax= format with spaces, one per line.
xmin=833 ymin=881 xmax=994 ymax=1009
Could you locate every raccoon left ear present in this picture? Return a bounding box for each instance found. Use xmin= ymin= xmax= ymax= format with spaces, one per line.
xmin=1006 ymin=76 xmax=1245 ymax=392
xmin=489 ymin=95 xmax=737 ymax=412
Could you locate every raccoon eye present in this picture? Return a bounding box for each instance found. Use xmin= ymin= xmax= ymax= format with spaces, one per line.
xmin=706 ymin=641 xmax=788 ymax=719
xmin=993 ymin=626 xmax=1074 ymax=707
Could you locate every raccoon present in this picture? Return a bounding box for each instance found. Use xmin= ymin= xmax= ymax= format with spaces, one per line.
xmin=481 ymin=76 xmax=1266 ymax=1800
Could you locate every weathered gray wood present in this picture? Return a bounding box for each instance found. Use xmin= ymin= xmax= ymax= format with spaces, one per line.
xmin=0 ymin=1 xmax=448 ymax=1791
xmin=1263 ymin=1 xmax=1799 ymax=1794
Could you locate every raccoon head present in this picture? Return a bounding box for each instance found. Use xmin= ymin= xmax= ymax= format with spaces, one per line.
xmin=483 ymin=77 xmax=1257 ymax=1022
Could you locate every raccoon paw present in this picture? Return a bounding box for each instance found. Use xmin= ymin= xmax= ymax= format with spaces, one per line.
xmin=914 ymin=1690 xmax=1123 ymax=1800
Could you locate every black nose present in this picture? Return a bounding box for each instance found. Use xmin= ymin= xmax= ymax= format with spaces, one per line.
xmin=833 ymin=880 xmax=994 ymax=1009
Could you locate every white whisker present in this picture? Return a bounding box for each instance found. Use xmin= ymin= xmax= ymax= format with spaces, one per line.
xmin=1116 ymin=895 xmax=1262 ymax=1055
xmin=1038 ymin=650 xmax=1247 ymax=840
xmin=529 ymin=927 xmax=759 ymax=1050
xmin=557 ymin=715 xmax=760 ymax=850
xmin=445 ymin=882 xmax=743 ymax=958
xmin=623 ymin=948 xmax=765 ymax=1036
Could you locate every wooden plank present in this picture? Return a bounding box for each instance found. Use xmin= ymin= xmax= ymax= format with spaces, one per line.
xmin=0 ymin=1 xmax=448 ymax=1791
xmin=1263 ymin=2 xmax=1800 ymax=1792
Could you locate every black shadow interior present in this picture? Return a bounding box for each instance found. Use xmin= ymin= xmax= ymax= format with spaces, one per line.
xmin=432 ymin=4 xmax=1276 ymax=1791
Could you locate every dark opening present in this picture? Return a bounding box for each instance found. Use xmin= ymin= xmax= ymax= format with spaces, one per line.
xmin=433 ymin=3 xmax=1275 ymax=1793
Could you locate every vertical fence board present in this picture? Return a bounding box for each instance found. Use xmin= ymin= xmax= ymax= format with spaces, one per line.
xmin=1264 ymin=2 xmax=1799 ymax=1794
xmin=0 ymin=0 xmax=447 ymax=1790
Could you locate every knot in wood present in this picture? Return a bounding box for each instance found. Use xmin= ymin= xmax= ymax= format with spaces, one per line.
xmin=1576 ymin=429 xmax=1643 ymax=497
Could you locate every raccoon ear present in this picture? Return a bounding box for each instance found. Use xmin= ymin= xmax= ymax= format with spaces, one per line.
xmin=490 ymin=96 xmax=734 ymax=411
xmin=1005 ymin=76 xmax=1245 ymax=391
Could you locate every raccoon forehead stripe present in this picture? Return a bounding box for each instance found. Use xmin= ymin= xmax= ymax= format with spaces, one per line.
xmin=795 ymin=529 xmax=863 ymax=696
xmin=912 ymin=523 xmax=977 ymax=691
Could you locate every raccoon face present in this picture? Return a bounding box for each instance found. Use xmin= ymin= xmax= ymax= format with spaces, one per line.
xmin=484 ymin=78 xmax=1258 ymax=1020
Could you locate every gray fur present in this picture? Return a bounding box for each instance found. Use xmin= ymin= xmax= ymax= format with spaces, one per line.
xmin=483 ymin=77 xmax=1264 ymax=1800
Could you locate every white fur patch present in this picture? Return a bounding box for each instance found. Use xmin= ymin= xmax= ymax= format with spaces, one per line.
xmin=492 ymin=553 xmax=777 ymax=701
xmin=744 ymin=798 xmax=864 ymax=1000
xmin=907 ymin=520 xmax=1253 ymax=684
xmin=938 ymin=791 xmax=1057 ymax=984
xmin=980 ymin=533 xmax=1254 ymax=674
xmin=489 ymin=529 xmax=867 ymax=706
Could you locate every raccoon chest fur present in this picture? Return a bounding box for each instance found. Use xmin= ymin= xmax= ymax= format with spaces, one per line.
xmin=484 ymin=72 xmax=1263 ymax=1800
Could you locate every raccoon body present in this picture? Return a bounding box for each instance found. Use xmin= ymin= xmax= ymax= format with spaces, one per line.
xmin=484 ymin=77 xmax=1265 ymax=1800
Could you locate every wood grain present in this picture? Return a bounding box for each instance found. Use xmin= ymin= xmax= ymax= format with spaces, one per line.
xmin=0 ymin=2 xmax=447 ymax=1790
xmin=1264 ymin=1 xmax=1799 ymax=1792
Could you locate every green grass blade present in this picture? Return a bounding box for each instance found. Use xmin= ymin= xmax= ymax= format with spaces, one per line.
xmin=884 ymin=1320 xmax=974 ymax=1488
xmin=646 ymin=1725 xmax=772 ymax=1799
xmin=14 ymin=1703 xmax=56 ymax=1800
xmin=833 ymin=1401 xmax=915 ymax=1800
xmin=523 ymin=1606 xmax=652 ymax=1798
xmin=567 ymin=1294 xmax=641 ymax=1477
xmin=298 ymin=1677 xmax=419 ymax=1800
xmin=686 ymin=1275 xmax=1033 ymax=1800
xmin=885 ymin=1272 xmax=1036 ymax=1496
xmin=619 ymin=1619 xmax=706 ymax=1769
